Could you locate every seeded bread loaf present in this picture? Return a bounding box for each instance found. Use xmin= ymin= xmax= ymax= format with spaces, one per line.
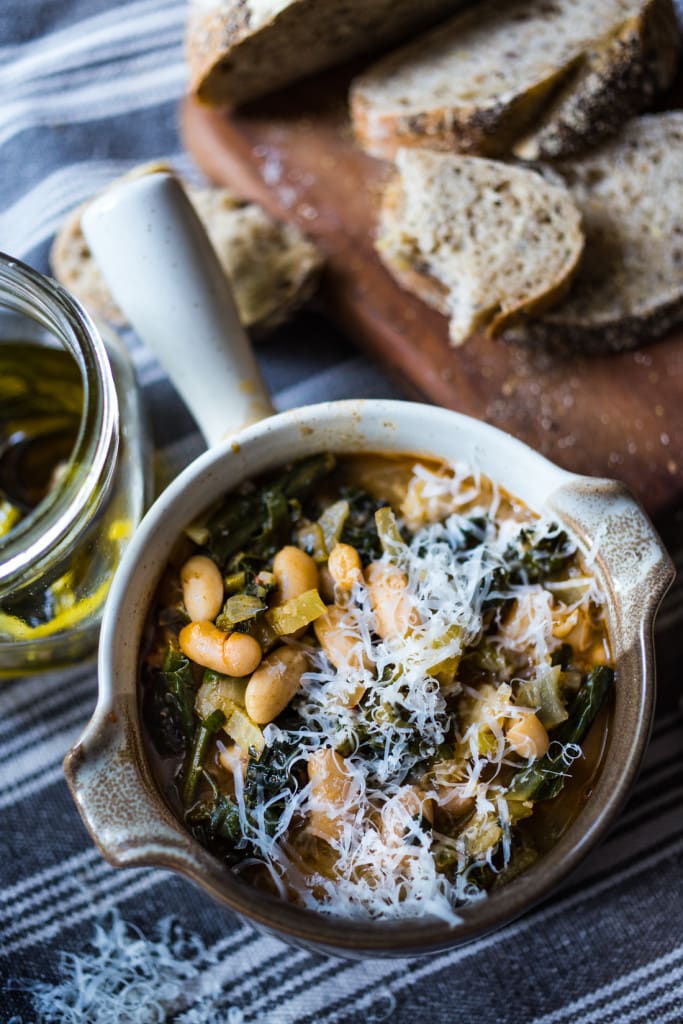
xmin=503 ymin=113 xmax=683 ymax=353
xmin=51 ymin=176 xmax=322 ymax=334
xmin=377 ymin=149 xmax=584 ymax=346
xmin=351 ymin=0 xmax=679 ymax=163
xmin=187 ymin=0 xmax=467 ymax=109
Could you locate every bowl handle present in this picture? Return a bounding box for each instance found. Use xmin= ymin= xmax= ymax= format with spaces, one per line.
xmin=549 ymin=477 xmax=675 ymax=650
xmin=64 ymin=696 xmax=193 ymax=868
xmin=82 ymin=171 xmax=274 ymax=446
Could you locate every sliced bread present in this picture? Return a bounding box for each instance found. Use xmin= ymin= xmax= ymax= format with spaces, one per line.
xmin=50 ymin=174 xmax=322 ymax=334
xmin=376 ymin=149 xmax=584 ymax=346
xmin=187 ymin=0 xmax=467 ymax=109
xmin=503 ymin=112 xmax=683 ymax=353
xmin=351 ymin=0 xmax=679 ymax=162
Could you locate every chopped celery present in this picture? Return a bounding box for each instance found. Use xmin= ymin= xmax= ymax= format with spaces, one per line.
xmin=196 ymin=673 xmax=249 ymax=719
xmin=222 ymin=593 xmax=266 ymax=625
xmin=375 ymin=506 xmax=408 ymax=565
xmin=296 ymin=521 xmax=327 ymax=562
xmin=225 ymin=707 xmax=265 ymax=756
xmin=265 ymin=588 xmax=326 ymax=636
xmin=194 ymin=676 xmax=264 ymax=757
xmin=318 ymin=499 xmax=350 ymax=554
xmin=516 ymin=665 xmax=568 ymax=729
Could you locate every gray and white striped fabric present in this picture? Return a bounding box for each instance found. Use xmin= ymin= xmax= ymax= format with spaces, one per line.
xmin=1 ymin=3 xmax=682 ymax=1021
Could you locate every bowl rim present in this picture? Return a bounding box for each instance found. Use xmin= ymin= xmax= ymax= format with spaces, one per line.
xmin=66 ymin=398 xmax=674 ymax=957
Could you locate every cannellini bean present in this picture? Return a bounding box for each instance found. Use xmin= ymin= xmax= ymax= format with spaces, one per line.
xmin=245 ymin=645 xmax=308 ymax=724
xmin=438 ymin=788 xmax=475 ymax=818
xmin=506 ymin=713 xmax=550 ymax=760
xmin=313 ymin=604 xmax=370 ymax=676
xmin=307 ymin=748 xmax=353 ymax=842
xmin=327 ymin=543 xmax=363 ymax=591
xmin=180 ymin=555 xmax=224 ymax=622
xmin=179 ymin=621 xmax=262 ymax=676
xmin=365 ymin=561 xmax=419 ymax=639
xmin=317 ymin=564 xmax=336 ymax=604
xmin=272 ymin=545 xmax=318 ymax=603
xmin=381 ymin=786 xmax=433 ymax=843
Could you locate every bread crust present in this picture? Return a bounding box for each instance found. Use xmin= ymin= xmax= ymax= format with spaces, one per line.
xmin=502 ymin=293 xmax=683 ymax=354
xmin=377 ymin=168 xmax=583 ymax=344
xmin=351 ymin=0 xmax=680 ymax=162
xmin=187 ymin=0 xmax=461 ymax=109
xmin=513 ymin=0 xmax=681 ymax=160
xmin=50 ymin=180 xmax=323 ymax=334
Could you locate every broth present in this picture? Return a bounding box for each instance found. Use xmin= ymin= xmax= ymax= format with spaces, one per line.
xmin=140 ymin=452 xmax=613 ymax=922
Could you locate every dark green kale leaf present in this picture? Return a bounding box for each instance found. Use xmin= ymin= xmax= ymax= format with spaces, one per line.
xmin=205 ymin=453 xmax=335 ymax=569
xmin=186 ymin=786 xmax=243 ymax=850
xmin=143 ymin=644 xmax=197 ymax=757
xmin=243 ymin=737 xmax=307 ymax=837
xmin=339 ymin=486 xmax=384 ymax=563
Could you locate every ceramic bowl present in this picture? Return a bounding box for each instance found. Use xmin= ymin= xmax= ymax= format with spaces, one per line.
xmin=63 ymin=173 xmax=674 ymax=958
xmin=64 ymin=398 xmax=674 ymax=958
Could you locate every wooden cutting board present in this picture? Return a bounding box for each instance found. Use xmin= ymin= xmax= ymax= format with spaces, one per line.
xmin=181 ymin=68 xmax=683 ymax=517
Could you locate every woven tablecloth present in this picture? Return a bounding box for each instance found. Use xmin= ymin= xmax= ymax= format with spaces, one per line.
xmin=1 ymin=3 xmax=682 ymax=1021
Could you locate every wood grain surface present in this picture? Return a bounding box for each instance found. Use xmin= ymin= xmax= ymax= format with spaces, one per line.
xmin=181 ymin=68 xmax=683 ymax=517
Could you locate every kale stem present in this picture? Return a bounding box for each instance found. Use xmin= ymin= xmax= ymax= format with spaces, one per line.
xmin=182 ymin=709 xmax=225 ymax=808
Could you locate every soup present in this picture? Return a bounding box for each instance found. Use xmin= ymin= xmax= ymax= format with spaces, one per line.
xmin=140 ymin=452 xmax=613 ymax=922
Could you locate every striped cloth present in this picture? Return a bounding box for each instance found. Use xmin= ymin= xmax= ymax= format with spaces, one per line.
xmin=1 ymin=2 xmax=682 ymax=1021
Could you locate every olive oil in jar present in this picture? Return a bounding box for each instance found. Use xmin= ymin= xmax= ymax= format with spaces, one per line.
xmin=0 ymin=342 xmax=82 ymax=537
xmin=0 ymin=254 xmax=148 ymax=675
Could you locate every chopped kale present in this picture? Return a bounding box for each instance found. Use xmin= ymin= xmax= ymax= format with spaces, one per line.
xmin=205 ymin=453 xmax=336 ymax=569
xmin=339 ymin=486 xmax=384 ymax=563
xmin=243 ymin=737 xmax=306 ymax=836
xmin=143 ymin=644 xmax=197 ymax=757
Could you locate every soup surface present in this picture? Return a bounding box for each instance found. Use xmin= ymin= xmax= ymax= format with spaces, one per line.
xmin=141 ymin=452 xmax=613 ymax=922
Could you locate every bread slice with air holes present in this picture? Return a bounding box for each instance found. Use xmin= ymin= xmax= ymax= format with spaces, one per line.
xmin=376 ymin=148 xmax=585 ymax=346
xmin=351 ymin=0 xmax=680 ymax=163
xmin=502 ymin=112 xmax=683 ymax=353
xmin=186 ymin=0 xmax=469 ymax=109
xmin=50 ymin=172 xmax=322 ymax=335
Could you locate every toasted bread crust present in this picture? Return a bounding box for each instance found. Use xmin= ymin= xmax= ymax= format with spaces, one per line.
xmin=187 ymin=0 xmax=462 ymax=109
xmin=352 ymin=0 xmax=680 ymax=162
xmin=502 ymin=292 xmax=683 ymax=354
xmin=506 ymin=112 xmax=683 ymax=353
xmin=50 ymin=179 xmax=323 ymax=334
xmin=377 ymin=165 xmax=584 ymax=343
xmin=513 ymin=0 xmax=680 ymax=160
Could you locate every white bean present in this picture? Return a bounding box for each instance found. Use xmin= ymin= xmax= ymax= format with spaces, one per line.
xmin=272 ymin=546 xmax=318 ymax=603
xmin=180 ymin=555 xmax=224 ymax=622
xmin=245 ymin=645 xmax=308 ymax=724
xmin=179 ymin=621 xmax=262 ymax=676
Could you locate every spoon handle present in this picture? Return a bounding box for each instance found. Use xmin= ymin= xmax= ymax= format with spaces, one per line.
xmin=82 ymin=171 xmax=274 ymax=446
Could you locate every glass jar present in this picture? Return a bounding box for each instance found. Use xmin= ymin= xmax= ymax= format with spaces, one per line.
xmin=0 ymin=253 xmax=148 ymax=675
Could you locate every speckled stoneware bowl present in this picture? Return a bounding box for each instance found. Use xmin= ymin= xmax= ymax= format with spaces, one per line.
xmin=64 ymin=174 xmax=674 ymax=959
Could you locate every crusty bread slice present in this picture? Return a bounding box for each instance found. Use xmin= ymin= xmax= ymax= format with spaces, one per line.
xmin=187 ymin=0 xmax=466 ymax=109
xmin=376 ymin=149 xmax=584 ymax=346
xmin=503 ymin=113 xmax=683 ymax=353
xmin=50 ymin=173 xmax=322 ymax=334
xmin=351 ymin=0 xmax=679 ymax=162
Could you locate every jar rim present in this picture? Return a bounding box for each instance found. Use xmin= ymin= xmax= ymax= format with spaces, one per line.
xmin=0 ymin=253 xmax=119 ymax=598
